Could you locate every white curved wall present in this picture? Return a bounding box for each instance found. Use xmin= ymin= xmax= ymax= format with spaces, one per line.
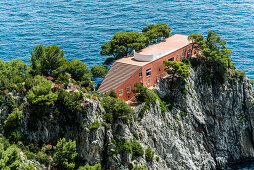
xmin=134 ymin=49 xmax=177 ymax=62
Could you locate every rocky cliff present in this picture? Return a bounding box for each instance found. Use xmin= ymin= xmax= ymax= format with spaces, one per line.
xmin=1 ymin=67 xmax=254 ymax=170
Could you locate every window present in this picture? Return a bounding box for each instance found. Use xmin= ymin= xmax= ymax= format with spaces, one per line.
xmin=139 ymin=72 xmax=142 ymax=78
xmin=177 ymin=54 xmax=179 ymax=60
xmin=181 ymin=52 xmax=184 ymax=58
xmin=147 ymin=79 xmax=151 ymax=85
xmin=188 ymin=49 xmax=192 ymax=55
xmin=119 ymin=89 xmax=123 ymax=96
xmin=126 ymin=87 xmax=131 ymax=93
xmin=168 ymin=58 xmax=174 ymax=61
xmin=159 ymin=68 xmax=160 ymax=71
xmin=146 ymin=69 xmax=151 ymax=77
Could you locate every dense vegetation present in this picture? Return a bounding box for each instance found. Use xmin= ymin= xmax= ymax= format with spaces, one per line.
xmin=188 ymin=30 xmax=235 ymax=84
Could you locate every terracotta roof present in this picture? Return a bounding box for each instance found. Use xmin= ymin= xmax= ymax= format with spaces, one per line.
xmin=97 ymin=61 xmax=141 ymax=93
xmin=139 ymin=34 xmax=190 ymax=55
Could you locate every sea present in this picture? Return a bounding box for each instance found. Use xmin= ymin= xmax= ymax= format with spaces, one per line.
xmin=0 ymin=0 xmax=253 ymax=168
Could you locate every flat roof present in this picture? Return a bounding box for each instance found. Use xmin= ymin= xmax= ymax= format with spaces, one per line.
xmin=116 ymin=34 xmax=191 ymax=66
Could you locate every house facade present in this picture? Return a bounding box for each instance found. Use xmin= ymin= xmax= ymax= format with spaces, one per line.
xmin=98 ymin=34 xmax=194 ymax=101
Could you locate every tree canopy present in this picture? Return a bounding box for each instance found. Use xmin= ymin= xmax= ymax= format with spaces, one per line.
xmin=30 ymin=45 xmax=64 ymax=76
xmin=91 ymin=65 xmax=108 ymax=78
xmin=100 ymin=23 xmax=171 ymax=65
xmin=101 ymin=32 xmax=148 ymax=65
xmin=188 ymin=30 xmax=234 ymax=83
xmin=142 ymin=23 xmax=171 ymax=43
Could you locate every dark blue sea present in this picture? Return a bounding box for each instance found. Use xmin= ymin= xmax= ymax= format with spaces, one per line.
xmin=0 ymin=0 xmax=253 ymax=168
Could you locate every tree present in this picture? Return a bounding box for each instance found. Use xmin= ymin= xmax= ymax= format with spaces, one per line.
xmin=142 ymin=23 xmax=171 ymax=43
xmin=30 ymin=45 xmax=64 ymax=76
xmin=188 ymin=33 xmax=204 ymax=51
xmin=70 ymin=59 xmax=92 ymax=81
xmin=101 ymin=31 xmax=149 ymax=65
xmin=188 ymin=30 xmax=234 ymax=83
xmin=163 ymin=61 xmax=190 ymax=89
xmin=53 ymin=138 xmax=77 ymax=170
xmin=91 ymin=65 xmax=108 ymax=78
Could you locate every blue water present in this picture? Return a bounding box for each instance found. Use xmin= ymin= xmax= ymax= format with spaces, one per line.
xmin=0 ymin=0 xmax=253 ymax=168
xmin=0 ymin=0 xmax=253 ymax=80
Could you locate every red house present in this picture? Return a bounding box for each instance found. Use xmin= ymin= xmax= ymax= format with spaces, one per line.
xmin=98 ymin=34 xmax=194 ymax=101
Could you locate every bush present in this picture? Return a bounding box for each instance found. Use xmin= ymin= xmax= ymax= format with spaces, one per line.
xmin=113 ymin=139 xmax=132 ymax=154
xmin=4 ymin=108 xmax=23 ymax=133
xmin=57 ymin=88 xmax=83 ymax=113
xmin=78 ymin=163 xmax=101 ymax=170
xmin=132 ymin=165 xmax=147 ymax=170
xmin=102 ymin=96 xmax=134 ymax=124
xmin=26 ymin=76 xmax=58 ymax=106
xmin=89 ymin=120 xmax=100 ymax=130
xmin=104 ymin=90 xmax=117 ymax=98
xmin=53 ymin=138 xmax=77 ymax=170
xmin=131 ymin=138 xmax=144 ymax=159
xmin=179 ymin=110 xmax=187 ymax=117
xmin=0 ymin=143 xmax=22 ymax=169
xmin=145 ymin=146 xmax=154 ymax=162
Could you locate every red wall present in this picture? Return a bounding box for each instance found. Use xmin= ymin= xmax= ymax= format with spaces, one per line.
xmin=116 ymin=44 xmax=194 ymax=101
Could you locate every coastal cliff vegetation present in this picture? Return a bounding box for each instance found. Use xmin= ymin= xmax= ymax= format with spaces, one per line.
xmin=0 ymin=25 xmax=253 ymax=169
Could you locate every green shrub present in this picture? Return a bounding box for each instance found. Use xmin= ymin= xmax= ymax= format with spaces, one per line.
xmin=5 ymin=95 xmax=17 ymax=112
xmin=57 ymin=88 xmax=83 ymax=113
xmin=78 ymin=163 xmax=101 ymax=170
xmin=89 ymin=120 xmax=100 ymax=130
xmin=53 ymin=138 xmax=77 ymax=170
xmin=179 ymin=110 xmax=187 ymax=117
xmin=102 ymin=96 xmax=134 ymax=124
xmin=145 ymin=146 xmax=154 ymax=162
xmin=132 ymin=165 xmax=147 ymax=170
xmin=0 ymin=144 xmax=22 ymax=169
xmin=250 ymin=79 xmax=254 ymax=86
xmin=113 ymin=139 xmax=132 ymax=154
xmin=104 ymin=90 xmax=117 ymax=98
xmin=4 ymin=108 xmax=23 ymax=133
xmin=131 ymin=138 xmax=144 ymax=159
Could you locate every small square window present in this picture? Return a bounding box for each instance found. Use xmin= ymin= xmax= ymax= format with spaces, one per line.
xmin=139 ymin=72 xmax=142 ymax=78
xmin=119 ymin=89 xmax=123 ymax=96
xmin=126 ymin=87 xmax=131 ymax=93
xmin=146 ymin=69 xmax=151 ymax=77
xmin=147 ymin=79 xmax=151 ymax=85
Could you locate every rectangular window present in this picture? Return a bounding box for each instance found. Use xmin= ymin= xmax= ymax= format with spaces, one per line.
xmin=147 ymin=79 xmax=151 ymax=85
xmin=119 ymin=89 xmax=123 ymax=96
xmin=177 ymin=54 xmax=179 ymax=60
xmin=181 ymin=52 xmax=184 ymax=58
xmin=188 ymin=49 xmax=192 ymax=54
xmin=146 ymin=69 xmax=151 ymax=77
xmin=139 ymin=72 xmax=142 ymax=78
xmin=126 ymin=87 xmax=131 ymax=93
xmin=168 ymin=58 xmax=174 ymax=61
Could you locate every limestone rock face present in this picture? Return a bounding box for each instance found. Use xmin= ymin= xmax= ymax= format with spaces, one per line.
xmin=1 ymin=67 xmax=253 ymax=170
